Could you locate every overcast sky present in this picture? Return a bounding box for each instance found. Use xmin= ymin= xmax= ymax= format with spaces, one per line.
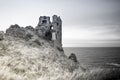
xmin=0 ymin=0 xmax=120 ymax=47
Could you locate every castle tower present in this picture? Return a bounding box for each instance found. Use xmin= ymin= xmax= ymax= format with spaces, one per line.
xmin=36 ymin=15 xmax=62 ymax=50
xmin=52 ymin=15 xmax=62 ymax=49
xmin=36 ymin=16 xmax=52 ymax=40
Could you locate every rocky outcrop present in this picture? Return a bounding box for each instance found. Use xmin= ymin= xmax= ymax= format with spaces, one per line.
xmin=25 ymin=26 xmax=35 ymax=31
xmin=6 ymin=24 xmax=27 ymax=39
xmin=5 ymin=24 xmax=36 ymax=41
xmin=0 ymin=31 xmax=4 ymax=40
xmin=69 ymin=53 xmax=78 ymax=62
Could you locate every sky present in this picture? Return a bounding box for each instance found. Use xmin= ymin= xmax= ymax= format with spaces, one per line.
xmin=0 ymin=0 xmax=120 ymax=47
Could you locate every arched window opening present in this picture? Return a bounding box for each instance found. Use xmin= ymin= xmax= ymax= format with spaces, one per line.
xmin=42 ymin=20 xmax=47 ymax=24
xmin=50 ymin=26 xmax=53 ymax=30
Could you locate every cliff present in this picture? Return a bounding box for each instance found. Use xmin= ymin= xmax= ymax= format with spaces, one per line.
xmin=0 ymin=24 xmax=120 ymax=80
xmin=0 ymin=25 xmax=84 ymax=80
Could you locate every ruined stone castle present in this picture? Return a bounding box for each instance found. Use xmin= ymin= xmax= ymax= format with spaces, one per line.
xmin=36 ymin=15 xmax=62 ymax=49
xmin=5 ymin=15 xmax=62 ymax=50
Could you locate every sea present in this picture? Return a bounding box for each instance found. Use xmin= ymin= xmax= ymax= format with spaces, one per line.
xmin=64 ymin=47 xmax=120 ymax=68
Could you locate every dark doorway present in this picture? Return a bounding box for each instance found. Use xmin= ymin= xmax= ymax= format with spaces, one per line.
xmin=45 ymin=31 xmax=52 ymax=40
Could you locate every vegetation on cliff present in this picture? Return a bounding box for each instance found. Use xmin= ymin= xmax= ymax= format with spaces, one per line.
xmin=0 ymin=25 xmax=81 ymax=80
xmin=0 ymin=25 xmax=120 ymax=80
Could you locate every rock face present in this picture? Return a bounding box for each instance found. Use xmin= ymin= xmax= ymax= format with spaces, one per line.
xmin=6 ymin=24 xmax=26 ymax=39
xmin=0 ymin=29 xmax=82 ymax=80
xmin=0 ymin=31 xmax=4 ymax=40
xmin=6 ymin=24 xmax=35 ymax=41
xmin=69 ymin=53 xmax=78 ymax=62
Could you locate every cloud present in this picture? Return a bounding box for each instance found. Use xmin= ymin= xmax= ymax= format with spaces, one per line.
xmin=63 ymin=25 xmax=120 ymax=40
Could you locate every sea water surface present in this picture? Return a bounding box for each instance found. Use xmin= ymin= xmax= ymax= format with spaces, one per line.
xmin=64 ymin=47 xmax=120 ymax=68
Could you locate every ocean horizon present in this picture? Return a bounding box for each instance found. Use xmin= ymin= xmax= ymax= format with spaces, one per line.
xmin=64 ymin=47 xmax=120 ymax=68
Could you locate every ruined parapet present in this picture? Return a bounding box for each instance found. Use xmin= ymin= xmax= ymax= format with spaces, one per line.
xmin=38 ymin=16 xmax=51 ymax=26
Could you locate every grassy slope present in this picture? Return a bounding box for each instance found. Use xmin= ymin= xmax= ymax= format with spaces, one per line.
xmin=0 ymin=36 xmax=120 ymax=80
xmin=0 ymin=36 xmax=81 ymax=80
